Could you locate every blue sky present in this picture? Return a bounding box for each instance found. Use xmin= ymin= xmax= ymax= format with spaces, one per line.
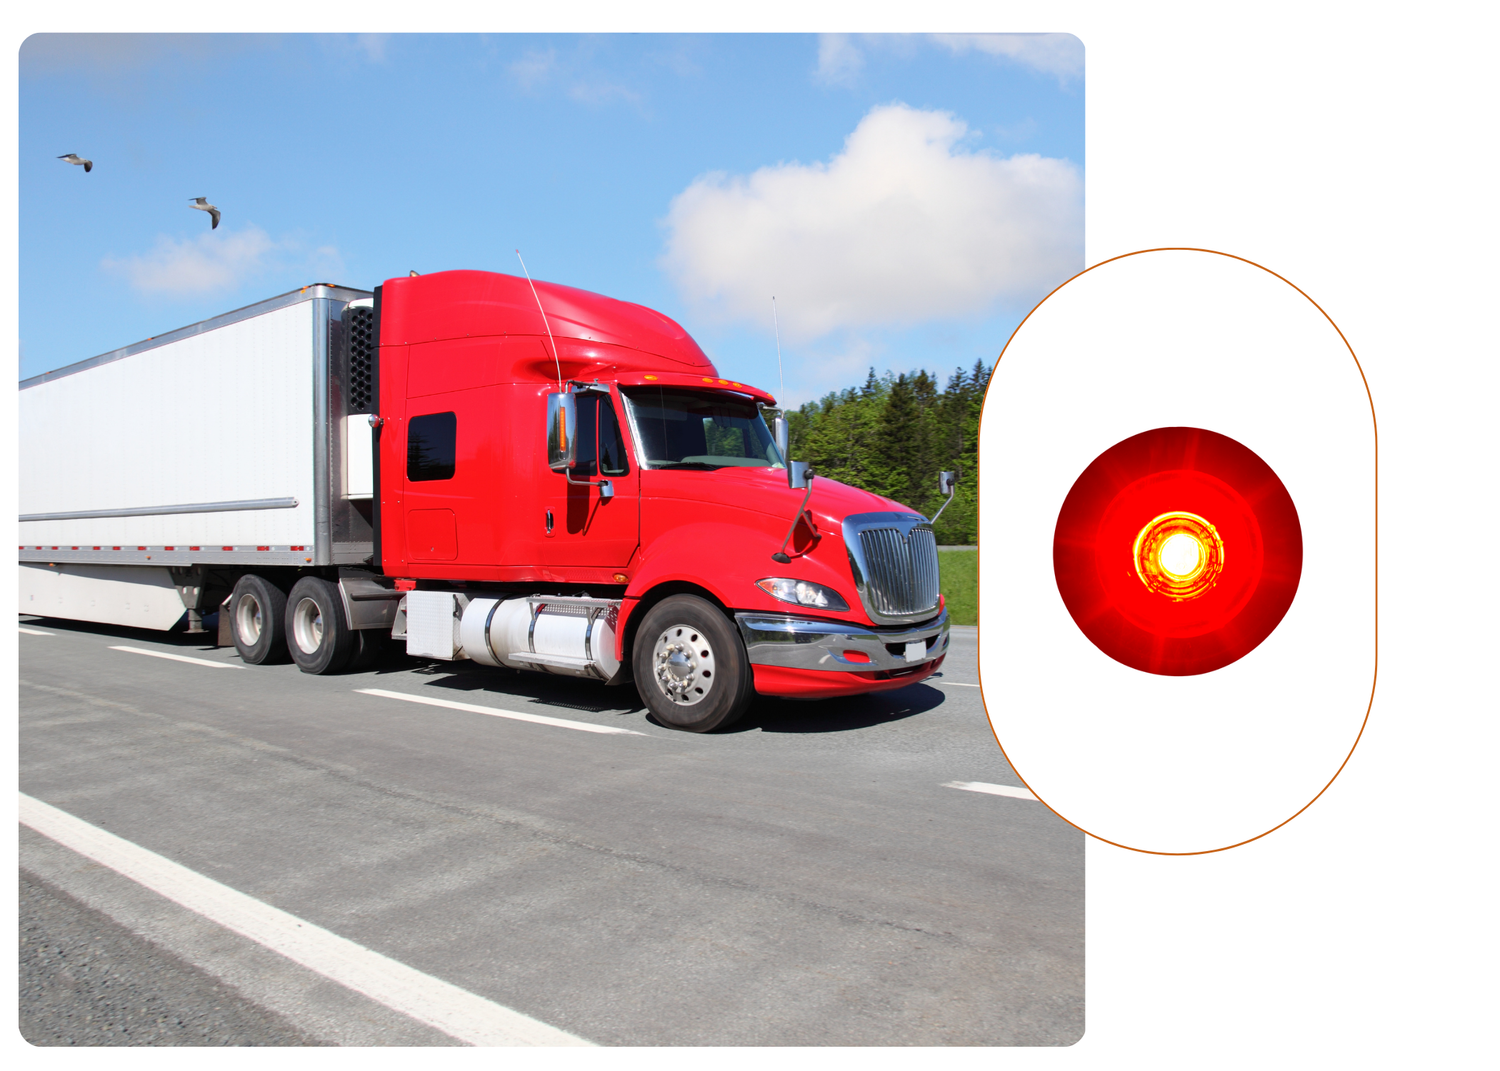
xmin=20 ymin=33 xmax=1083 ymax=405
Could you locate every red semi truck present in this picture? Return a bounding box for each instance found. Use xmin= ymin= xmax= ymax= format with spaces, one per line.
xmin=19 ymin=270 xmax=951 ymax=731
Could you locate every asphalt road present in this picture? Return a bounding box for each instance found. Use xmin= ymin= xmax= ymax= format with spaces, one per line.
xmin=19 ymin=615 xmax=1082 ymax=1047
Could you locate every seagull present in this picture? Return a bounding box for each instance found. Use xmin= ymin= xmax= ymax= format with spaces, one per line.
xmin=58 ymin=153 xmax=92 ymax=173
xmin=189 ymin=197 xmax=220 ymax=230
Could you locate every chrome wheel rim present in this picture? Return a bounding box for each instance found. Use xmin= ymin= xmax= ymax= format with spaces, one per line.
xmin=291 ymin=597 xmax=324 ymax=654
xmin=235 ymin=593 xmax=263 ymax=645
xmin=651 ymin=624 xmax=715 ymax=707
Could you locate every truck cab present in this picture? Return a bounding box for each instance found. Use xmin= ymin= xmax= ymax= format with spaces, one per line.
xmin=375 ymin=271 xmax=950 ymax=730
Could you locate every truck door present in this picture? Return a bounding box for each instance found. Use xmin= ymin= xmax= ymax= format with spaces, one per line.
xmin=545 ymin=391 xmax=639 ymax=568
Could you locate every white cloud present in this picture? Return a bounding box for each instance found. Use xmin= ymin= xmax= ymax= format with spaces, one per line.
xmin=660 ymin=104 xmax=1082 ymax=343
xmin=815 ymin=34 xmax=865 ymax=86
xmin=352 ymin=34 xmax=390 ymax=63
xmin=929 ymin=34 xmax=1084 ymax=82
xmin=102 ymin=227 xmax=344 ymax=296
xmin=510 ymin=48 xmax=556 ymax=90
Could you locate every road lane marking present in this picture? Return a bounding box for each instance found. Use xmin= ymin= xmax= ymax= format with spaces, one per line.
xmin=936 ymin=681 xmax=980 ymax=687
xmin=19 ymin=626 xmax=55 ymax=636
xmin=356 ymin=688 xmax=646 ymax=735
xmin=18 ymin=793 xmax=594 ymax=1047
xmin=943 ymin=780 xmax=1040 ymax=801
xmin=110 ymin=645 xmax=245 ymax=669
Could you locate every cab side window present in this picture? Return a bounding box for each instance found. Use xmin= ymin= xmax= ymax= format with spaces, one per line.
xmin=407 ymin=411 xmax=456 ymax=481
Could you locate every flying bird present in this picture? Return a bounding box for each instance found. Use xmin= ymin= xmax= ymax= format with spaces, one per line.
xmin=189 ymin=197 xmax=220 ymax=230
xmin=58 ymin=153 xmax=92 ymax=173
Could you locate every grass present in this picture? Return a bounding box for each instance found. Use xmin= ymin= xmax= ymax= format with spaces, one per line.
xmin=938 ymin=550 xmax=978 ymax=626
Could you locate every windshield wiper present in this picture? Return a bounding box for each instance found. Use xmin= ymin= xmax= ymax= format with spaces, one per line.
xmin=651 ymin=461 xmax=720 ymax=470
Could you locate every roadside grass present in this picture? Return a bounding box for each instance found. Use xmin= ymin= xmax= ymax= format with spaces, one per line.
xmin=939 ymin=550 xmax=978 ymax=626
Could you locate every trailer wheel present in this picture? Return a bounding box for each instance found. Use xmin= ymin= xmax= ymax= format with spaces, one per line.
xmin=632 ymin=595 xmax=753 ymax=732
xmin=230 ymin=574 xmax=289 ymax=665
xmin=285 ymin=577 xmax=357 ymax=675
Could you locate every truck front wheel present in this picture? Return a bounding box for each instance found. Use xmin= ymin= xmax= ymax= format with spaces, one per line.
xmin=230 ymin=574 xmax=289 ymax=665
xmin=632 ymin=595 xmax=753 ymax=732
xmin=286 ymin=577 xmax=357 ymax=675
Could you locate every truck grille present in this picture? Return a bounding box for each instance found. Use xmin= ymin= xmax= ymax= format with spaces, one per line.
xmin=843 ymin=513 xmax=941 ymax=624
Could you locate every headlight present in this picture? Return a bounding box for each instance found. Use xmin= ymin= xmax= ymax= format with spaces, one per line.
xmin=755 ymin=577 xmax=849 ymax=612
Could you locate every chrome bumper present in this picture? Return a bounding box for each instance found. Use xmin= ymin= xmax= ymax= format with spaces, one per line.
xmin=734 ymin=609 xmax=950 ymax=673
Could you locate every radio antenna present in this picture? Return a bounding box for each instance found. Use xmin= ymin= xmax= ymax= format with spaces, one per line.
xmin=516 ymin=249 xmax=563 ymax=391
xmin=771 ymin=296 xmax=785 ymax=403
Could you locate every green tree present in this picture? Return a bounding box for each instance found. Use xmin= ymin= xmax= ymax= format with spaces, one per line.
xmin=785 ymin=358 xmax=994 ymax=544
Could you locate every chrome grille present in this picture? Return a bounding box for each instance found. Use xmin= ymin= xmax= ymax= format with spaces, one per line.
xmin=844 ymin=513 xmax=941 ymax=623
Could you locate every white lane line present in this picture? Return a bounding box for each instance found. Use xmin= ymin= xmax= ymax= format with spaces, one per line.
xmin=19 ymin=626 xmax=56 ymax=636
xmin=110 ymin=645 xmax=245 ymax=669
xmin=356 ymin=688 xmax=646 ymax=735
xmin=19 ymin=793 xmax=593 ymax=1047
xmin=943 ymin=780 xmax=1040 ymax=801
xmin=936 ymin=681 xmax=980 ymax=688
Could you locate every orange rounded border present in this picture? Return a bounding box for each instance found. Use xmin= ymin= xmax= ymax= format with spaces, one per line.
xmin=978 ymin=248 xmax=1378 ymax=855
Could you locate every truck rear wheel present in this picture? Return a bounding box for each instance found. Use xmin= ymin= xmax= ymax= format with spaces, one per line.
xmin=286 ymin=577 xmax=357 ymax=675
xmin=230 ymin=574 xmax=289 ymax=665
xmin=632 ymin=595 xmax=753 ymax=732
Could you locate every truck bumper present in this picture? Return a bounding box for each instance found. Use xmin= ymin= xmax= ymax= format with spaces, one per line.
xmin=735 ymin=609 xmax=950 ymax=698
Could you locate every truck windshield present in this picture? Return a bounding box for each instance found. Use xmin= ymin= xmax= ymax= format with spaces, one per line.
xmin=621 ymin=387 xmax=785 ymax=470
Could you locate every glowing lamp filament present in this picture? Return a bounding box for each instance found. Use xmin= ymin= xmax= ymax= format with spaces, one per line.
xmin=1134 ymin=512 xmax=1224 ymax=600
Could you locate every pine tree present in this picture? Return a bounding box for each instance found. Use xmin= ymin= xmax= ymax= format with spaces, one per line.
xmin=785 ymin=359 xmax=994 ymax=543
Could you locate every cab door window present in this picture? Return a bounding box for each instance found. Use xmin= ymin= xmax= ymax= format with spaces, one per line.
xmin=572 ymin=395 xmax=630 ymax=478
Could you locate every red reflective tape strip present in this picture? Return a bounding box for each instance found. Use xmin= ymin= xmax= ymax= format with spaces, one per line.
xmin=93 ymin=546 xmax=101 ymax=550
xmin=290 ymin=545 xmax=305 ymax=551
xmin=113 ymin=547 xmax=121 ymax=551
xmin=137 ymin=546 xmax=146 ymax=551
xmin=164 ymin=546 xmax=174 ymax=551
xmin=222 ymin=546 xmax=233 ymax=551
xmin=189 ymin=546 xmax=200 ymax=551
xmin=257 ymin=546 xmax=270 ymax=551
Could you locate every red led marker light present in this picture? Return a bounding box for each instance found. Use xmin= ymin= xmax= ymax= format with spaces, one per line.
xmin=1132 ymin=511 xmax=1223 ymax=600
xmin=1054 ymin=427 xmax=1302 ymax=675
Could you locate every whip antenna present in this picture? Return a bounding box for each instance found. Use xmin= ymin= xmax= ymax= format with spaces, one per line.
xmin=772 ymin=296 xmax=785 ymax=403
xmin=516 ymin=250 xmax=563 ymax=391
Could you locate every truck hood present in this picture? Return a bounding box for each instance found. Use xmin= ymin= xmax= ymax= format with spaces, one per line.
xmin=653 ymin=465 xmax=917 ymax=532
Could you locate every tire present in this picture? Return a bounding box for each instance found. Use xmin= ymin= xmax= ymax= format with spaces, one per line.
xmin=632 ymin=595 xmax=753 ymax=732
xmin=285 ymin=577 xmax=357 ymax=675
xmin=230 ymin=574 xmax=289 ymax=665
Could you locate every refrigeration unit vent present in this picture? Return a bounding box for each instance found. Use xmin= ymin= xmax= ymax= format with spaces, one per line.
xmin=343 ymin=305 xmax=376 ymax=414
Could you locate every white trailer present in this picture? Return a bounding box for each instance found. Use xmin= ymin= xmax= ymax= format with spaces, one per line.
xmin=19 ymin=284 xmax=397 ymax=642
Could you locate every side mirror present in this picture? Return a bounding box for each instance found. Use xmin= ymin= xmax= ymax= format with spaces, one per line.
xmin=771 ymin=415 xmax=790 ymax=467
xmin=930 ymin=470 xmax=958 ymax=524
xmin=788 ymin=459 xmax=813 ymax=490
xmin=547 ymin=392 xmax=576 ymax=472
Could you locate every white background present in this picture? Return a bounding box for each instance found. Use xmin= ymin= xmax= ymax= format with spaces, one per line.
xmin=5 ymin=3 xmax=1496 ymax=1068
xmin=980 ymin=250 xmax=1376 ymax=853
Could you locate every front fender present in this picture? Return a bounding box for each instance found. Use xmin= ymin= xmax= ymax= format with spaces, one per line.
xmin=615 ymin=518 xmax=865 ymax=660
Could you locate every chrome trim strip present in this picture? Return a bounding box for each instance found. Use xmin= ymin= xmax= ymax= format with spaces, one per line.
xmin=735 ymin=608 xmax=949 ymax=673
xmin=312 ymin=296 xmax=333 ymax=566
xmin=19 ymin=284 xmax=373 ymax=390
xmin=483 ymin=599 xmax=504 ymax=665
xmin=21 ymin=497 xmax=299 ymax=522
